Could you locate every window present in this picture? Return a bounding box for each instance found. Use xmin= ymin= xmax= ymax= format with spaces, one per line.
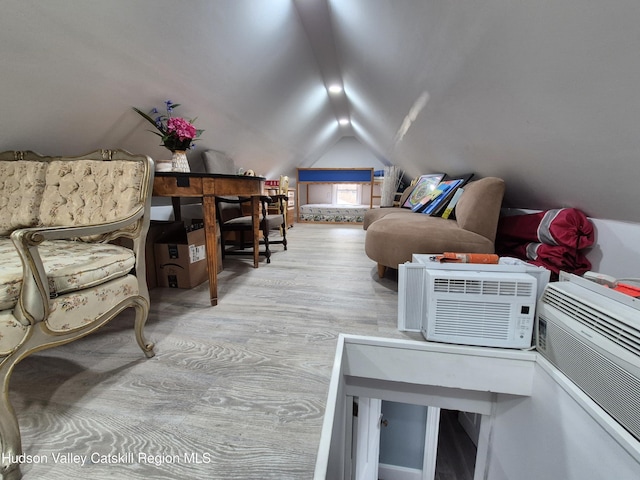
xmin=333 ymin=183 xmax=361 ymax=205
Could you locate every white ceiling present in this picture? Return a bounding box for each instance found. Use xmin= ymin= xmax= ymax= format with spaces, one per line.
xmin=2 ymin=0 xmax=640 ymax=222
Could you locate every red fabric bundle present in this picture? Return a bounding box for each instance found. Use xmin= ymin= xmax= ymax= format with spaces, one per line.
xmin=508 ymin=242 xmax=592 ymax=277
xmin=497 ymin=208 xmax=594 ymax=250
xmin=496 ymin=208 xmax=594 ymax=279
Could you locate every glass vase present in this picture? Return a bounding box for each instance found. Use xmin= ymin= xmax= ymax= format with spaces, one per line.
xmin=171 ymin=150 xmax=190 ymax=173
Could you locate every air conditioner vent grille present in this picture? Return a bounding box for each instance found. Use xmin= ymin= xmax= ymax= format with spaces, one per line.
xmin=433 ymin=278 xmax=534 ymax=297
xmin=540 ymin=315 xmax=640 ymax=441
xmin=433 ymin=300 xmax=510 ymax=339
xmin=543 ymin=287 xmax=640 ymax=357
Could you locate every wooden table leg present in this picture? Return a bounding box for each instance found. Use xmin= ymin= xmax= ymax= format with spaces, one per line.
xmin=171 ymin=197 xmax=182 ymax=221
xmin=202 ymin=195 xmax=219 ymax=306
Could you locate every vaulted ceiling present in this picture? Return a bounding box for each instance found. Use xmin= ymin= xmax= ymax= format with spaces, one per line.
xmin=2 ymin=0 xmax=640 ymax=222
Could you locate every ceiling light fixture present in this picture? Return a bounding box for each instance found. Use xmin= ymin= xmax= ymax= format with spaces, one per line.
xmin=328 ymin=84 xmax=343 ymax=94
xmin=339 ymin=118 xmax=350 ymax=126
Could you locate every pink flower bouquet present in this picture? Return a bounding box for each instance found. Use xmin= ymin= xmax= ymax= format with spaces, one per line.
xmin=133 ymin=100 xmax=203 ymax=151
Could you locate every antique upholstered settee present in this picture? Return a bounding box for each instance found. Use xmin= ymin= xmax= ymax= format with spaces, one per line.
xmin=0 ymin=149 xmax=155 ymax=479
xmin=364 ymin=177 xmax=506 ymax=277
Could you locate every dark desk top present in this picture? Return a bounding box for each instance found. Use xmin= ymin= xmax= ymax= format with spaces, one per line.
xmin=155 ymin=171 xmax=265 ymax=181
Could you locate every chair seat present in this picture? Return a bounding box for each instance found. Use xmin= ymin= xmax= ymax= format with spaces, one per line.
xmin=224 ymin=214 xmax=284 ymax=230
xmin=0 ymin=238 xmax=136 ymax=310
xmin=216 ymin=195 xmax=288 ymax=266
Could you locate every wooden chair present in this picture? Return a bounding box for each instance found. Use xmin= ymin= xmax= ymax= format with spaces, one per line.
xmin=277 ymin=175 xmax=289 ymax=234
xmin=215 ymin=194 xmax=288 ymax=266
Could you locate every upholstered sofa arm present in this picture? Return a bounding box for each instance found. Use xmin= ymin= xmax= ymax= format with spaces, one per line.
xmin=9 ymin=208 xmax=146 ymax=326
xmin=454 ymin=177 xmax=505 ymax=242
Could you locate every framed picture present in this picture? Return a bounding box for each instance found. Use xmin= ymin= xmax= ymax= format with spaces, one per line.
xmin=428 ymin=173 xmax=474 ymax=216
xmin=401 ymin=173 xmax=446 ymax=210
xmin=419 ymin=178 xmax=465 ymax=214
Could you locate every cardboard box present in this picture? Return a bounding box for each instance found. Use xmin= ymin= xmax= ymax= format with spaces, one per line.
xmin=145 ymin=221 xmax=186 ymax=290
xmin=110 ymin=221 xmax=179 ymax=291
xmin=155 ymin=222 xmax=209 ymax=289
xmin=180 ymin=217 xmax=224 ymax=274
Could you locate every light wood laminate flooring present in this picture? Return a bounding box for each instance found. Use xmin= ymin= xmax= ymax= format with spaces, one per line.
xmin=9 ymin=223 xmax=472 ymax=479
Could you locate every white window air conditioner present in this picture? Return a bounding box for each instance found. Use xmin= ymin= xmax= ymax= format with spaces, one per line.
xmin=398 ymin=256 xmax=550 ymax=348
xmin=418 ymin=269 xmax=537 ymax=348
xmin=536 ymin=273 xmax=640 ymax=441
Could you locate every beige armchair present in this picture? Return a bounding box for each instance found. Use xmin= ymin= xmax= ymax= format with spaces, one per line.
xmin=0 ymin=149 xmax=155 ymax=480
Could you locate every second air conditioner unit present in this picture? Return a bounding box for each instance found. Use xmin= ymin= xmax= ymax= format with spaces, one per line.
xmin=536 ymin=273 xmax=640 ymax=441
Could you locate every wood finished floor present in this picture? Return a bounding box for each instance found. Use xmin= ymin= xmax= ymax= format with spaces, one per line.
xmin=8 ymin=223 xmax=475 ymax=480
xmin=435 ymin=410 xmax=477 ymax=480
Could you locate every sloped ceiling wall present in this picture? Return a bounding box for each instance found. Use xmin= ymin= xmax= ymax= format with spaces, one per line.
xmin=1 ymin=0 xmax=339 ymax=178
xmin=1 ymin=0 xmax=640 ymax=222
xmin=330 ymin=0 xmax=640 ymax=222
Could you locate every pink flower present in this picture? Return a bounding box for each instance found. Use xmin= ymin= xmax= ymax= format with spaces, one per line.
xmin=133 ymin=101 xmax=203 ymax=151
xmin=167 ymin=117 xmax=197 ymax=141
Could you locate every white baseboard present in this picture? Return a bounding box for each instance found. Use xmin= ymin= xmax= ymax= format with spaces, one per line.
xmin=378 ymin=463 xmax=422 ymax=480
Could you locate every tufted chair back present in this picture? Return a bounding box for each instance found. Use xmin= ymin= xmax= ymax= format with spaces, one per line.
xmin=40 ymin=160 xmax=146 ymax=228
xmin=0 ymin=150 xmax=152 ymax=241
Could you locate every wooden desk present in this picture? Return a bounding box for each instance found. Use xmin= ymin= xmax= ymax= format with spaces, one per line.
xmin=153 ymin=172 xmax=264 ymax=306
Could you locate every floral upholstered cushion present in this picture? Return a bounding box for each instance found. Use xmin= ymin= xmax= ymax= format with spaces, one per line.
xmin=0 ymin=161 xmax=47 ymax=236
xmin=0 ymin=276 xmax=139 ymax=354
xmin=0 ymin=239 xmax=136 ymax=310
xmin=46 ymin=275 xmax=139 ymax=332
xmin=0 ymin=310 xmax=28 ymax=356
